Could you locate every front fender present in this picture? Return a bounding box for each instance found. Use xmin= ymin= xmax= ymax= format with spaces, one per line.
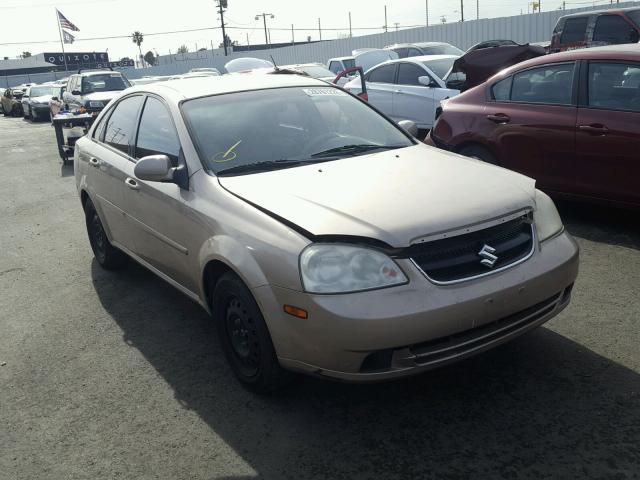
xmin=197 ymin=234 xmax=270 ymax=299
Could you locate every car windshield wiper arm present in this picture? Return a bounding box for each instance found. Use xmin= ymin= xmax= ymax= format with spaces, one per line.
xmin=310 ymin=144 xmax=404 ymax=158
xmin=216 ymin=159 xmax=308 ymax=176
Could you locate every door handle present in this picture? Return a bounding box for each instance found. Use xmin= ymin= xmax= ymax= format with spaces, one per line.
xmin=88 ymin=157 xmax=100 ymax=167
xmin=579 ymin=124 xmax=609 ymax=135
xmin=394 ymin=90 xmax=404 ymax=94
xmin=486 ymin=114 xmax=511 ymax=124
xmin=124 ymin=177 xmax=139 ymax=190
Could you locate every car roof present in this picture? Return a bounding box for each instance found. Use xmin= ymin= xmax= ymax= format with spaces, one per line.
xmin=124 ymin=72 xmax=330 ymax=102
xmin=560 ymin=6 xmax=640 ymax=19
xmin=79 ymin=70 xmax=123 ymax=76
xmin=491 ymin=44 xmax=640 ymax=81
xmin=329 ymin=56 xmax=354 ymax=61
xmin=386 ymin=54 xmax=459 ymax=65
xmin=508 ymin=44 xmax=640 ymax=70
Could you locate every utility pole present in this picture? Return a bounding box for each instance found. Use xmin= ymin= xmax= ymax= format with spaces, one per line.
xmin=384 ymin=5 xmax=388 ymax=32
xmin=349 ymin=12 xmax=352 ymax=37
xmin=426 ymin=0 xmax=429 ymax=26
xmin=460 ymin=0 xmax=464 ymax=21
xmin=217 ymin=0 xmax=228 ymax=56
xmin=255 ymin=13 xmax=274 ymax=46
xmin=318 ymin=18 xmax=322 ymax=40
xmin=394 ymin=22 xmax=400 ymax=31
xmin=477 ymin=0 xmax=479 ymax=19
xmin=246 ymin=32 xmax=249 ymax=46
xmin=291 ymin=24 xmax=294 ymax=45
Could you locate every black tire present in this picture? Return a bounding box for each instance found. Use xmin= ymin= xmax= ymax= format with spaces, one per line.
xmin=213 ymin=272 xmax=295 ymax=393
xmin=84 ymin=198 xmax=128 ymax=270
xmin=31 ymin=109 xmax=38 ymax=122
xmin=459 ymin=145 xmax=499 ymax=165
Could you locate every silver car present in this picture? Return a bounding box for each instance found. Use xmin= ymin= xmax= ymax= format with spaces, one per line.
xmin=75 ymin=74 xmax=579 ymax=392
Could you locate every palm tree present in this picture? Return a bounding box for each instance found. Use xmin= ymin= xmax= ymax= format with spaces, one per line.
xmin=132 ymin=31 xmax=144 ymax=67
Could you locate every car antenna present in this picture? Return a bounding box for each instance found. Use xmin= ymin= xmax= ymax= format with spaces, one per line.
xmin=270 ymin=55 xmax=279 ymax=72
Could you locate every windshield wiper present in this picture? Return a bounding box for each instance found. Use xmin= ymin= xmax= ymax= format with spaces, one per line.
xmin=310 ymin=144 xmax=404 ymax=158
xmin=216 ymin=159 xmax=309 ymax=176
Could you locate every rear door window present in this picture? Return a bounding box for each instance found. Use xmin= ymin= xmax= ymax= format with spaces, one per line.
xmin=367 ymin=64 xmax=397 ymax=84
xmin=396 ymin=63 xmax=427 ymax=86
xmin=408 ymin=48 xmax=423 ymax=57
xmin=511 ymin=63 xmax=575 ymax=105
xmin=560 ymin=17 xmax=589 ymax=44
xmin=593 ymin=15 xmax=639 ymax=44
xmin=588 ymin=61 xmax=640 ymax=112
xmin=102 ymin=95 xmax=144 ymax=155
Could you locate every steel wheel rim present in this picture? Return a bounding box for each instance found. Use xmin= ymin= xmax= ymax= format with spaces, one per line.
xmin=91 ymin=213 xmax=106 ymax=262
xmin=225 ymin=297 xmax=260 ymax=377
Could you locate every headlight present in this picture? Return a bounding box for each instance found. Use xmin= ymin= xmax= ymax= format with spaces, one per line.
xmin=88 ymin=101 xmax=104 ymax=108
xmin=300 ymin=244 xmax=408 ymax=294
xmin=534 ymin=190 xmax=563 ymax=242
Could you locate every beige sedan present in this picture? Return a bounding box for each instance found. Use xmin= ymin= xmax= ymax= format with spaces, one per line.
xmin=75 ymin=74 xmax=579 ymax=392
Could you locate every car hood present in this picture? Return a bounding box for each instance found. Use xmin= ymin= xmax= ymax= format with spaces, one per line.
xmin=218 ymin=144 xmax=537 ymax=247
xmin=83 ymin=91 xmax=122 ymax=102
xmin=447 ymin=44 xmax=546 ymax=91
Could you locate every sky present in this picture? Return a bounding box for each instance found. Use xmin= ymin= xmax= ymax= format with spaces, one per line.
xmin=0 ymin=0 xmax=620 ymax=61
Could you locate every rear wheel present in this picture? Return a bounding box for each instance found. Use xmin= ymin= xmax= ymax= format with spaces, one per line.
xmin=459 ymin=145 xmax=498 ymax=165
xmin=84 ymin=198 xmax=128 ymax=270
xmin=213 ymin=272 xmax=295 ymax=393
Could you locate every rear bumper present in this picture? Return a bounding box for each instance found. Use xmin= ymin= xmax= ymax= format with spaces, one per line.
xmin=253 ymin=231 xmax=579 ymax=382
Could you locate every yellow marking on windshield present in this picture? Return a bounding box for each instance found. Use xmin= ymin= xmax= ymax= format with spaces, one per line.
xmin=224 ymin=140 xmax=242 ymax=158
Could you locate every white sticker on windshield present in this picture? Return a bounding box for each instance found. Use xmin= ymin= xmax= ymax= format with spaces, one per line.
xmin=302 ymin=88 xmax=347 ymax=97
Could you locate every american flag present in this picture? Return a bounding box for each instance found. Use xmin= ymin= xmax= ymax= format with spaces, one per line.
xmin=57 ymin=10 xmax=80 ymax=32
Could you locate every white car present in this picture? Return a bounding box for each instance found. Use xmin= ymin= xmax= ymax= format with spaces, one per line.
xmin=344 ymin=55 xmax=460 ymax=130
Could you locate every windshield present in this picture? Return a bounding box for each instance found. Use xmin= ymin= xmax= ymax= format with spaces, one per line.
xmin=627 ymin=9 xmax=640 ymax=28
xmin=182 ymin=86 xmax=413 ymax=175
xmin=421 ymin=45 xmax=464 ymax=56
xmin=82 ymin=74 xmax=130 ymax=93
xmin=301 ymin=65 xmax=335 ymax=78
xmin=29 ymin=86 xmax=56 ymax=97
xmin=422 ymin=58 xmax=456 ymax=80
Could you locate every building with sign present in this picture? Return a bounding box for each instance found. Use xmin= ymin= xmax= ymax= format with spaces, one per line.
xmin=1 ymin=51 xmax=131 ymax=77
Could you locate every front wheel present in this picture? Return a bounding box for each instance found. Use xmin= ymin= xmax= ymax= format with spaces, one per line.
xmin=31 ymin=109 xmax=38 ymax=121
xmin=84 ymin=198 xmax=128 ymax=270
xmin=213 ymin=272 xmax=295 ymax=393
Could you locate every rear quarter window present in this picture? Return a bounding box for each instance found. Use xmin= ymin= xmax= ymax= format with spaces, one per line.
xmin=491 ymin=77 xmax=513 ymax=101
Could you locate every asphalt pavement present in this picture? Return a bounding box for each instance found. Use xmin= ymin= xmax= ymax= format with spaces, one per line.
xmin=1 ymin=115 xmax=639 ymax=479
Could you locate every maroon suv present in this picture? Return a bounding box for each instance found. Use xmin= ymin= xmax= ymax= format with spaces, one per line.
xmin=426 ymin=45 xmax=640 ymax=208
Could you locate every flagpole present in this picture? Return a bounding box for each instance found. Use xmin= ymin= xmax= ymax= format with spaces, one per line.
xmin=56 ymin=9 xmax=69 ymax=73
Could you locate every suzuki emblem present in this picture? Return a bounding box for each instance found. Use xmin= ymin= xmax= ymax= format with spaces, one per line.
xmin=478 ymin=244 xmax=498 ymax=268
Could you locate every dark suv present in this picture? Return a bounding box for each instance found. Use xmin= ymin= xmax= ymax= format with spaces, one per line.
xmin=550 ymin=7 xmax=640 ymax=53
xmin=63 ymin=70 xmax=131 ymax=114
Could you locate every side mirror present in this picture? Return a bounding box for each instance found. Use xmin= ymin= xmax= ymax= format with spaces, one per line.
xmin=134 ymin=155 xmax=175 ymax=182
xmin=398 ymin=120 xmax=419 ymax=137
xmin=71 ymin=90 xmax=81 ymax=96
xmin=419 ymin=76 xmax=438 ymax=88
xmin=51 ymin=96 xmax=59 ymax=101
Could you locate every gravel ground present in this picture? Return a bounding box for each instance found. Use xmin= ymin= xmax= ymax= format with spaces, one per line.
xmin=1 ymin=115 xmax=639 ymax=480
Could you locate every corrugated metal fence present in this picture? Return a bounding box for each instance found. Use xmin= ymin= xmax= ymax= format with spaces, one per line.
xmin=3 ymin=1 xmax=639 ymax=87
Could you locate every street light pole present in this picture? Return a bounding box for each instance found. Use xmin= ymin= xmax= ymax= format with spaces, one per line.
xmin=255 ymin=13 xmax=274 ymax=46
xmin=460 ymin=0 xmax=464 ymax=21
xmin=349 ymin=11 xmax=352 ymax=37
xmin=318 ymin=17 xmax=322 ymax=41
xmin=384 ymin=5 xmax=388 ymax=32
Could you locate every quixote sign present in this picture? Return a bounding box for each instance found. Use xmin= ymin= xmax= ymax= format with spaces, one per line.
xmin=43 ymin=52 xmax=110 ymax=68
